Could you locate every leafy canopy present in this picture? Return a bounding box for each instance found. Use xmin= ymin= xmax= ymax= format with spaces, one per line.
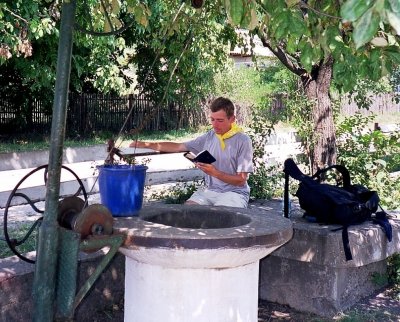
xmin=0 ymin=0 xmax=235 ymax=102
xmin=222 ymin=0 xmax=400 ymax=92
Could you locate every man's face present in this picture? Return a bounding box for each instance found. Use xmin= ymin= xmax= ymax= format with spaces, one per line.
xmin=209 ymin=109 xmax=235 ymax=135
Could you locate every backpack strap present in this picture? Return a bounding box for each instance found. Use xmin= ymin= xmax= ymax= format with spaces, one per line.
xmin=283 ymin=158 xmax=310 ymax=218
xmin=283 ymin=158 xmax=314 ymax=184
xmin=332 ymin=225 xmax=353 ymax=261
xmin=342 ymin=226 xmax=353 ymax=261
xmin=312 ymin=164 xmax=351 ymax=189
xmin=333 ymin=209 xmax=393 ymax=262
xmin=283 ymin=158 xmax=316 ymax=218
xmin=373 ymin=210 xmax=393 ymax=242
xmin=284 ymin=171 xmax=289 ymax=218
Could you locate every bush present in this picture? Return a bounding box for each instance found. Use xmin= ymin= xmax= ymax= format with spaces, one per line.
xmin=337 ymin=113 xmax=400 ymax=210
xmin=147 ymin=180 xmax=203 ymax=204
xmin=247 ymin=108 xmax=284 ymax=200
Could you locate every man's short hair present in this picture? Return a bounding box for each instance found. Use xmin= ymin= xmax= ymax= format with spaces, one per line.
xmin=210 ymin=97 xmax=235 ymax=118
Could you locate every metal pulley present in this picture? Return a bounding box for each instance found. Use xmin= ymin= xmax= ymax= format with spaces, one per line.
xmin=58 ymin=196 xmax=113 ymax=239
xmin=55 ymin=199 xmax=124 ymax=321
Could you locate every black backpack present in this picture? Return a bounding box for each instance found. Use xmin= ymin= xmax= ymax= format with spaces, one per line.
xmin=283 ymin=158 xmax=392 ymax=261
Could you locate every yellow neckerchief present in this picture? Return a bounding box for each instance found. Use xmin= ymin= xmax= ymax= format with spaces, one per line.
xmin=215 ymin=123 xmax=243 ymax=150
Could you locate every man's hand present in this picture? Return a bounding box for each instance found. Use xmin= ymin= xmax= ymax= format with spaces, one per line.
xmin=195 ymin=162 xmax=217 ymax=176
xmin=195 ymin=162 xmax=248 ymax=186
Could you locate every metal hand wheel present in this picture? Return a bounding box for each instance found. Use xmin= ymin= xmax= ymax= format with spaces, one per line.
xmin=2 ymin=165 xmax=88 ymax=263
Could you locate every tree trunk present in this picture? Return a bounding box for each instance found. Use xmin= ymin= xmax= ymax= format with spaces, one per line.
xmin=301 ymin=57 xmax=337 ymax=172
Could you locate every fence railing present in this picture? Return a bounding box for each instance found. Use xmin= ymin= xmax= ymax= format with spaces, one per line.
xmin=1 ymin=92 xmax=399 ymax=138
xmin=269 ymin=93 xmax=400 ymax=116
xmin=0 ymin=93 xmax=207 ymax=136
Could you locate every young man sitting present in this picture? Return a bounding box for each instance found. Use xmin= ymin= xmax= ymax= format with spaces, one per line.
xmin=130 ymin=97 xmax=254 ymax=208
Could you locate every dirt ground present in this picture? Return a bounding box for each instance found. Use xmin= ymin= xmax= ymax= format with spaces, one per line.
xmin=257 ymin=286 xmax=400 ymax=321
xmin=90 ymin=286 xmax=400 ymax=322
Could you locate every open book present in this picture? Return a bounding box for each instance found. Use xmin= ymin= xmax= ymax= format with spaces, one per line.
xmin=184 ymin=150 xmax=216 ymax=164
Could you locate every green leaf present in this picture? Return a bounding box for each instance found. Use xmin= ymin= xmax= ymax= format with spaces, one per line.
xmin=272 ymin=10 xmax=289 ymax=40
xmin=248 ymin=8 xmax=258 ymax=31
xmin=375 ymin=159 xmax=387 ymax=167
xmin=287 ymin=13 xmax=307 ymax=37
xmin=387 ymin=10 xmax=400 ymax=35
xmin=369 ymin=60 xmax=381 ymax=81
xmin=353 ymin=9 xmax=380 ymax=49
xmin=274 ymin=22 xmax=287 ymax=39
xmin=384 ymin=46 xmax=400 ymax=64
xmin=341 ymin=0 xmax=373 ymax=22
xmin=229 ymin=0 xmax=244 ymax=25
xmin=388 ymin=0 xmax=400 ymax=13
xmin=299 ymin=42 xmax=313 ymax=72
xmin=285 ymin=0 xmax=300 ymax=7
xmin=286 ymin=36 xmax=297 ymax=54
xmin=240 ymin=4 xmax=251 ymax=28
xmin=376 ymin=171 xmax=386 ymax=183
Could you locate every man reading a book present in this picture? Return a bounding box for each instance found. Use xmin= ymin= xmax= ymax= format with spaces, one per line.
xmin=129 ymin=97 xmax=254 ymax=208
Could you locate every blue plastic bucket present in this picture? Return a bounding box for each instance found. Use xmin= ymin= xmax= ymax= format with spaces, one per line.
xmin=97 ymin=164 xmax=148 ymax=217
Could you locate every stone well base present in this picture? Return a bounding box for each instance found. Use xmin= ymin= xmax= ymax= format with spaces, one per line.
xmin=125 ymin=257 xmax=260 ymax=322
xmin=117 ymin=205 xmax=293 ymax=322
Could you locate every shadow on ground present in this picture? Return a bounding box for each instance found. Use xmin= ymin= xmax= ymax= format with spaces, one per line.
xmin=89 ymin=287 xmax=400 ymax=322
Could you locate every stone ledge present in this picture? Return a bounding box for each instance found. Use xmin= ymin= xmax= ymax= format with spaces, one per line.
xmin=272 ymin=213 xmax=400 ymax=267
xmin=0 ymin=145 xmax=108 ymax=171
xmin=259 ymin=210 xmax=400 ymax=317
xmin=0 ymin=168 xmax=204 ymax=208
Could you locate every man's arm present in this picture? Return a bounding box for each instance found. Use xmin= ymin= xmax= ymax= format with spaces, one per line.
xmin=196 ymin=163 xmax=249 ymax=186
xmin=129 ymin=140 xmax=187 ymax=153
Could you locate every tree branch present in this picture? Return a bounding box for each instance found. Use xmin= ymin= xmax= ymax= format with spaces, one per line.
xmin=299 ymin=1 xmax=341 ymax=20
xmin=3 ymin=7 xmax=29 ymax=25
xmin=257 ymin=32 xmax=308 ymax=78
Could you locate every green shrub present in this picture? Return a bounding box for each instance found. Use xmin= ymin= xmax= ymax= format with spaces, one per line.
xmin=247 ymin=108 xmax=284 ymax=200
xmin=337 ymin=113 xmax=400 ymax=210
xmin=147 ymin=180 xmax=204 ymax=204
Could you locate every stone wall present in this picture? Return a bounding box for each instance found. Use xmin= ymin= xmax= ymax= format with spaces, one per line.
xmin=259 ymin=211 xmax=400 ymax=317
xmin=0 ymin=250 xmax=125 ymax=322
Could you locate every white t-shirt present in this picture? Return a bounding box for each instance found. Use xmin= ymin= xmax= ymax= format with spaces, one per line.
xmin=184 ymin=130 xmax=254 ymax=198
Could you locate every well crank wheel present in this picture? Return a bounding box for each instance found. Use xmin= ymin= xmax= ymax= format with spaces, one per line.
xmin=3 ymin=165 xmax=88 ymax=263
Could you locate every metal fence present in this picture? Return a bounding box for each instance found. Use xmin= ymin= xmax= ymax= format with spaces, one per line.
xmin=0 ymin=93 xmax=207 ymax=137
xmin=1 ymin=92 xmax=399 ymax=138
